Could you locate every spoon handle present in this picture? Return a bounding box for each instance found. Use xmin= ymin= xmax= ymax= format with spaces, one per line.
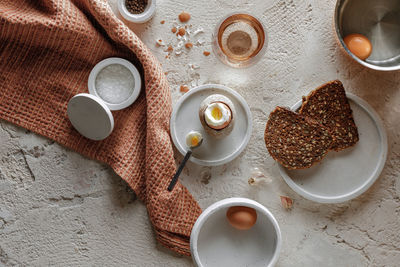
xmin=168 ymin=150 xmax=193 ymax=191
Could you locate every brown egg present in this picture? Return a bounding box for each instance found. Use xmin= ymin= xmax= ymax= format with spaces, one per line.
xmin=343 ymin=33 xmax=372 ymax=60
xmin=226 ymin=206 xmax=257 ymax=230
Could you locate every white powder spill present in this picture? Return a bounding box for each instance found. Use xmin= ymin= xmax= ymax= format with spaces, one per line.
xmin=95 ymin=64 xmax=135 ymax=104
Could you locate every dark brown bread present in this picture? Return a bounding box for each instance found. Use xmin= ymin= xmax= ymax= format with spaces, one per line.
xmin=264 ymin=107 xmax=334 ymax=170
xmin=299 ymin=80 xmax=359 ymax=151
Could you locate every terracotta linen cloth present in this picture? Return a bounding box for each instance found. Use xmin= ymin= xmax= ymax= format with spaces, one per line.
xmin=0 ymin=0 xmax=201 ymax=255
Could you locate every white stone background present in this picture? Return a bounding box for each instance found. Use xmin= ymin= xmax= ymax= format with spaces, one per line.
xmin=1 ymin=0 xmax=399 ymax=266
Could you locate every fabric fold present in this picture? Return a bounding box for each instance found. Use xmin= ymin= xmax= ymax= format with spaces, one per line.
xmin=0 ymin=0 xmax=201 ymax=256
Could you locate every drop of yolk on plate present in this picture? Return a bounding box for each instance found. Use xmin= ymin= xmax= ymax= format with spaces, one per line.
xmin=211 ymin=107 xmax=223 ymax=120
xmin=343 ymin=33 xmax=372 ymax=60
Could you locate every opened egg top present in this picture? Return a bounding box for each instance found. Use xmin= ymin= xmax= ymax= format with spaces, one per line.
xmin=199 ymin=94 xmax=236 ymax=138
xmin=204 ymin=102 xmax=232 ymax=130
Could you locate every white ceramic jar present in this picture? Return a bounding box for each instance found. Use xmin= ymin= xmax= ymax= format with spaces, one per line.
xmin=67 ymin=57 xmax=141 ymax=141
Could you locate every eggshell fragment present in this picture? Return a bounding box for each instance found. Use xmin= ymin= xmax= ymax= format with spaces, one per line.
xmin=226 ymin=206 xmax=257 ymax=230
xmin=280 ymin=196 xmax=293 ymax=210
xmin=179 ymin=12 xmax=191 ymax=23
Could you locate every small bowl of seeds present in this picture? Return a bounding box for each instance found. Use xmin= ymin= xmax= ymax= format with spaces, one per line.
xmin=118 ymin=0 xmax=156 ymax=23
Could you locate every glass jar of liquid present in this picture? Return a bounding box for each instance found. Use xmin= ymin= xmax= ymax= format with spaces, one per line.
xmin=212 ymin=13 xmax=267 ymax=68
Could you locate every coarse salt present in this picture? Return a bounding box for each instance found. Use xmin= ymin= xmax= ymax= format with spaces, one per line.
xmin=95 ymin=64 xmax=134 ymax=104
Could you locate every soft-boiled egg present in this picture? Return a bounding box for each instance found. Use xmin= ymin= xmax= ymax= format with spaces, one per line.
xmin=204 ymin=102 xmax=232 ymax=130
xmin=226 ymin=206 xmax=257 ymax=230
xmin=343 ymin=33 xmax=372 ymax=60
xmin=186 ymin=131 xmax=203 ymax=148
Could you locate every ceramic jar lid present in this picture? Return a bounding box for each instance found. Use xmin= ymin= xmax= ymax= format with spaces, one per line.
xmin=67 ymin=93 xmax=114 ymax=141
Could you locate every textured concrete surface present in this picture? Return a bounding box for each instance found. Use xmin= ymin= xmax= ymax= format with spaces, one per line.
xmin=1 ymin=0 xmax=400 ymax=266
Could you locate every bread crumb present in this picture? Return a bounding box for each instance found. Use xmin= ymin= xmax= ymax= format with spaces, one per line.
xmin=167 ymin=45 xmax=173 ymax=52
xmin=178 ymin=28 xmax=186 ymax=36
xmin=185 ymin=43 xmax=193 ymax=49
xmin=160 ymin=20 xmax=165 ymax=24
xmin=178 ymin=12 xmax=191 ymax=23
xmin=280 ymin=196 xmax=293 ymax=210
xmin=203 ymin=51 xmax=210 ymax=56
xmin=171 ymin=27 xmax=177 ymax=33
xmin=180 ymin=85 xmax=189 ymax=93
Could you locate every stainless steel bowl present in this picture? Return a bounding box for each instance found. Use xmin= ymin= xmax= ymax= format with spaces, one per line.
xmin=334 ymin=0 xmax=400 ymax=71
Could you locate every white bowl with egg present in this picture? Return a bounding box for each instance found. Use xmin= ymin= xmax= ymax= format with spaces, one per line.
xmin=190 ymin=198 xmax=281 ymax=267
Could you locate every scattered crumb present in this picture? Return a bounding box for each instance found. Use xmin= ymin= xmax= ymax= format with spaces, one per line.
xmin=167 ymin=45 xmax=173 ymax=52
xmin=160 ymin=20 xmax=165 ymax=24
xmin=280 ymin=196 xmax=293 ymax=210
xmin=203 ymin=51 xmax=210 ymax=56
xmin=164 ymin=72 xmax=168 ymax=75
xmin=185 ymin=42 xmax=193 ymax=49
xmin=156 ymin=39 xmax=165 ymax=46
xmin=180 ymin=85 xmax=189 ymax=93
xmin=200 ymin=169 xmax=211 ymax=184
xmin=192 ymin=27 xmax=204 ymax=36
xmin=178 ymin=28 xmax=186 ymax=36
xmin=178 ymin=11 xmax=191 ymax=23
xmin=248 ymin=177 xmax=256 ymax=185
xmin=197 ymin=38 xmax=206 ymax=45
xmin=171 ymin=27 xmax=177 ymax=33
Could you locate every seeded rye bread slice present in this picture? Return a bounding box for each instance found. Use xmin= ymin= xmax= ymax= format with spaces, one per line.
xmin=264 ymin=107 xmax=334 ymax=170
xmin=299 ymin=80 xmax=359 ymax=151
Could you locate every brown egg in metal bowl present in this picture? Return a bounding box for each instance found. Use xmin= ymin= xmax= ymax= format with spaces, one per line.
xmin=334 ymin=0 xmax=400 ymax=71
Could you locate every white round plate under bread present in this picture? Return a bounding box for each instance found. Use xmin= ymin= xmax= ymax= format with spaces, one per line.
xmin=170 ymin=84 xmax=252 ymax=166
xmin=279 ymin=93 xmax=388 ymax=203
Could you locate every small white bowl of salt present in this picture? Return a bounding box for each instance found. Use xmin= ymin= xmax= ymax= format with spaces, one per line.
xmin=67 ymin=57 xmax=141 ymax=141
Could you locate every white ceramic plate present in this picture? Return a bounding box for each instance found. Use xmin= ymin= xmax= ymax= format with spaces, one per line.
xmin=278 ymin=93 xmax=388 ymax=203
xmin=170 ymin=84 xmax=252 ymax=166
xmin=190 ymin=198 xmax=281 ymax=267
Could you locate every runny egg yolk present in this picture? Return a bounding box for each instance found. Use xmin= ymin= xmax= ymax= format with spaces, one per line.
xmin=191 ymin=136 xmax=200 ymax=147
xmin=186 ymin=131 xmax=203 ymax=148
xmin=211 ymin=106 xmax=223 ymax=120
